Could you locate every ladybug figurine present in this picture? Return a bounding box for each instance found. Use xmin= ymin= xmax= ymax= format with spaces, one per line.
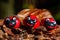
xmin=23 ymin=15 xmax=40 ymax=30
xmin=4 ymin=16 xmax=20 ymax=29
xmin=4 ymin=16 xmax=21 ymax=34
xmin=41 ymin=18 xmax=57 ymax=32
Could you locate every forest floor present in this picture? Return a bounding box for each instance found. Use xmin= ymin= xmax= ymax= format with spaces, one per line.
xmin=0 ymin=25 xmax=60 ymax=40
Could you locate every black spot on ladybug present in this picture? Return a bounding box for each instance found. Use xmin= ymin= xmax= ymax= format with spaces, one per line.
xmin=5 ymin=19 xmax=10 ymax=25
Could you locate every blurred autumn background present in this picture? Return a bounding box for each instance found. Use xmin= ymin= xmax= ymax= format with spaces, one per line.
xmin=0 ymin=0 xmax=60 ymax=24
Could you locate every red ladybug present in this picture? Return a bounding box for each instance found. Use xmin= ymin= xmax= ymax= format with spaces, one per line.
xmin=4 ymin=16 xmax=20 ymax=29
xmin=23 ymin=15 xmax=40 ymax=29
xmin=41 ymin=18 xmax=57 ymax=31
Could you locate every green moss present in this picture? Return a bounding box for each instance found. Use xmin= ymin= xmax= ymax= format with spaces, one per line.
xmin=55 ymin=13 xmax=60 ymax=20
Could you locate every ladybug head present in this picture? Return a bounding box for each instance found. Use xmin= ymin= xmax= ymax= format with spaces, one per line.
xmin=23 ymin=15 xmax=40 ymax=29
xmin=45 ymin=18 xmax=57 ymax=30
xmin=26 ymin=15 xmax=37 ymax=26
xmin=4 ymin=16 xmax=20 ymax=29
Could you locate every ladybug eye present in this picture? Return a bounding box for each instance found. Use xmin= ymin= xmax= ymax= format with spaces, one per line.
xmin=51 ymin=23 xmax=54 ymax=26
xmin=28 ymin=17 xmax=30 ymax=20
xmin=13 ymin=17 xmax=16 ymax=20
xmin=54 ymin=22 xmax=56 ymax=24
xmin=31 ymin=21 xmax=33 ymax=24
xmin=12 ymin=21 xmax=16 ymax=25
